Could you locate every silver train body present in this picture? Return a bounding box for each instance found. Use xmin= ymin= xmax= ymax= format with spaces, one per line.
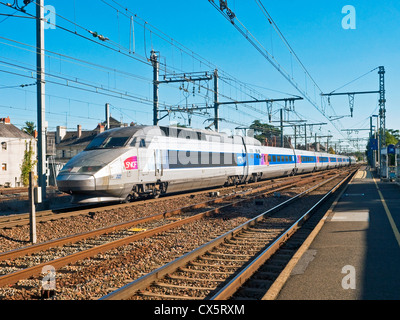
xmin=56 ymin=125 xmax=356 ymax=204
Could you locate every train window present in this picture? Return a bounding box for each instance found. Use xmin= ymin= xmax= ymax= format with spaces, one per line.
xmin=86 ymin=136 xmax=107 ymax=150
xmin=130 ymin=138 xmax=137 ymax=146
xmin=268 ymin=155 xmax=271 ymax=162
xmin=139 ymin=139 xmax=146 ymax=148
xmin=272 ymin=156 xmax=276 ymax=162
xmin=86 ymin=136 xmax=130 ymax=150
xmin=285 ymin=156 xmax=288 ymax=162
xmin=103 ymin=137 xmax=130 ymax=148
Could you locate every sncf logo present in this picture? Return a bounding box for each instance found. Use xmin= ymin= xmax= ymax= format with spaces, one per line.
xmin=124 ymin=156 xmax=138 ymax=170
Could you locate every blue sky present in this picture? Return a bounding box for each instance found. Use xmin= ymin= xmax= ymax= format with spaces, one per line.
xmin=0 ymin=0 xmax=399 ymax=152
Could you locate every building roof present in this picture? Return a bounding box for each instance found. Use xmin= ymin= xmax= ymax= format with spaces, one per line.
xmin=102 ymin=116 xmax=127 ymax=128
xmin=57 ymin=130 xmax=98 ymax=148
xmin=0 ymin=122 xmax=33 ymax=139
xmin=56 ymin=116 xmax=127 ymax=148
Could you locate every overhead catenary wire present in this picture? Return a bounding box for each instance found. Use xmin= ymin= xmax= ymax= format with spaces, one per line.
xmin=0 ymin=3 xmax=278 ymax=122
xmin=209 ymin=0 xmax=361 ymax=150
xmin=1 ymin=0 xmax=321 ymax=136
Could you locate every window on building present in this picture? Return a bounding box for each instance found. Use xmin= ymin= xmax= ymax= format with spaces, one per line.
xmin=2 ymin=163 xmax=6 ymax=171
xmin=1 ymin=142 xmax=6 ymax=150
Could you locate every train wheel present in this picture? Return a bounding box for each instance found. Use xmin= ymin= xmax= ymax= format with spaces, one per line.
xmin=126 ymin=191 xmax=140 ymax=202
xmin=151 ymin=192 xmax=160 ymax=199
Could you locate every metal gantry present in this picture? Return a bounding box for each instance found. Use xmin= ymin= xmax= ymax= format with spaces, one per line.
xmin=378 ymin=66 xmax=386 ymax=147
xmin=322 ymin=66 xmax=386 ymax=171
xmin=150 ymin=50 xmax=216 ymax=128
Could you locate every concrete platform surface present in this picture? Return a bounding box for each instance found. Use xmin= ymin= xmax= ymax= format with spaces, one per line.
xmin=276 ymin=167 xmax=400 ymax=300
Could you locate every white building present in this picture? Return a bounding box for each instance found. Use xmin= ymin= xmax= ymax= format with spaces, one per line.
xmin=0 ymin=117 xmax=36 ymax=188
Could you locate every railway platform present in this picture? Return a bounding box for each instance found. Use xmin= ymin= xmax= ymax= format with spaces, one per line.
xmin=273 ymin=166 xmax=400 ymax=300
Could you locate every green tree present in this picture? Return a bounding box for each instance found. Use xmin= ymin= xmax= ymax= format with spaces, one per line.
xmin=22 ymin=121 xmax=36 ymax=137
xmin=249 ymin=120 xmax=281 ymax=144
xmin=328 ymin=146 xmax=336 ymax=154
xmin=20 ymin=140 xmax=37 ymax=187
xmin=385 ymin=129 xmax=399 ymax=145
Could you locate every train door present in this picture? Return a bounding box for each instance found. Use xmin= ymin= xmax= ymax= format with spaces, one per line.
xmin=241 ymin=137 xmax=249 ymax=181
xmin=154 ymin=149 xmax=163 ymax=179
xmin=292 ymin=148 xmax=298 ymax=174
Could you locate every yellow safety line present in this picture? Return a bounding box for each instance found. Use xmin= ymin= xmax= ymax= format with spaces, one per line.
xmin=373 ymin=177 xmax=400 ymax=248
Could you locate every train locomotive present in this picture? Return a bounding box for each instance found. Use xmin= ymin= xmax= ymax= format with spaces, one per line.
xmin=56 ymin=125 xmax=356 ymax=204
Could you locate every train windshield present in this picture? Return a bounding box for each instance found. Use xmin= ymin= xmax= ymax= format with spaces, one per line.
xmin=85 ymin=135 xmax=130 ymax=150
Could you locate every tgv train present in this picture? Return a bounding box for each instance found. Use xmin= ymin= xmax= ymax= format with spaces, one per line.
xmin=56 ymin=125 xmax=356 ymax=203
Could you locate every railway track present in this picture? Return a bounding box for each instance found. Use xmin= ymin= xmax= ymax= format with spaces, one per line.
xmin=0 ymin=169 xmax=339 ymax=230
xmin=0 ymin=170 xmax=332 ymax=288
xmin=0 ymin=167 xmax=357 ymax=300
xmin=101 ymin=167 xmax=357 ymax=300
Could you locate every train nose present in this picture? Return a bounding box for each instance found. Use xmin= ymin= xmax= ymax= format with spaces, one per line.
xmin=57 ymin=174 xmax=96 ymax=192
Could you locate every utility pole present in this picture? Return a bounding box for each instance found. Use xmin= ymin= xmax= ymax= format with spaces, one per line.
xmin=36 ymin=0 xmax=46 ymax=203
xmin=370 ymin=116 xmax=376 ymax=168
xmin=105 ymin=103 xmax=110 ymax=130
xmin=301 ymin=123 xmax=327 ymax=151
xmin=214 ymin=69 xmax=219 ymax=132
xmin=280 ymin=109 xmax=283 ymax=147
xmin=378 ymin=66 xmax=386 ymax=172
xmin=315 ymin=133 xmax=318 ymax=151
xmin=271 ymin=109 xmax=306 ymax=148
xmin=317 ymin=135 xmax=333 ymax=152
xmin=150 ymin=50 xmax=159 ymax=126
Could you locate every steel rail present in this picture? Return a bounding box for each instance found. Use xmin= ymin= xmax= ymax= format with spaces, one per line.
xmin=0 ymin=172 xmax=324 ymax=287
xmin=100 ymin=171 xmax=352 ymax=300
xmin=0 ymin=170 xmax=334 ymax=229
xmin=210 ymin=169 xmax=356 ymax=300
xmin=0 ymin=172 xmax=319 ymax=262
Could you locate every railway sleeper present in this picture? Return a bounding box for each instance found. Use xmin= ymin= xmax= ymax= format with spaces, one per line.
xmin=179 ymin=267 xmax=232 ymax=275
xmin=154 ymin=281 xmax=218 ymax=291
xmin=167 ymin=274 xmax=226 ymax=283
xmin=150 ymin=285 xmax=213 ymax=298
xmin=199 ymin=256 xmax=246 ymax=264
xmin=189 ymin=261 xmax=239 ymax=269
xmin=252 ymin=271 xmax=278 ymax=280
xmin=207 ymin=251 xmax=253 ymax=259
xmin=182 ymin=264 xmax=236 ymax=273
xmin=245 ymin=278 xmax=274 ymax=289
xmin=226 ymin=238 xmax=271 ymax=245
xmin=237 ymin=286 xmax=270 ymax=295
xmin=221 ymin=242 xmax=267 ymax=250
xmin=235 ymin=234 xmax=274 ymax=242
xmin=138 ymin=291 xmax=203 ymax=300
